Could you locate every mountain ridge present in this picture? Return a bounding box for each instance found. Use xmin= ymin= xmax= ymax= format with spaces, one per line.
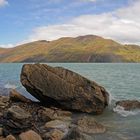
xmin=0 ymin=35 xmax=140 ymax=62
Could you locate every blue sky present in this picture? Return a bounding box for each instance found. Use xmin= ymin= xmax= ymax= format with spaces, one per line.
xmin=0 ymin=0 xmax=140 ymax=47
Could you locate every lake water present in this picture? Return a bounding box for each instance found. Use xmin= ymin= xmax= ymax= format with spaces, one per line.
xmin=0 ymin=63 xmax=140 ymax=140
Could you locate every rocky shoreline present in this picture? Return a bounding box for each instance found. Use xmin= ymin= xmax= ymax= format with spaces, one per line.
xmin=0 ymin=90 xmax=106 ymax=140
xmin=0 ymin=64 xmax=140 ymax=140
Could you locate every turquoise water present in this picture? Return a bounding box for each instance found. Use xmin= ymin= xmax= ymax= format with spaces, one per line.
xmin=0 ymin=63 xmax=140 ymax=139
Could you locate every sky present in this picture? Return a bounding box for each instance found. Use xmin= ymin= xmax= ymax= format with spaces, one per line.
xmin=0 ymin=0 xmax=140 ymax=48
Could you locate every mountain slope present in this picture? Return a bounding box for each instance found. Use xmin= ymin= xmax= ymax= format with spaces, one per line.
xmin=0 ymin=35 xmax=140 ymax=62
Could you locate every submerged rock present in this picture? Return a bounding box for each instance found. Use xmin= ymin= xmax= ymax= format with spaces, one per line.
xmin=63 ymin=127 xmax=93 ymax=140
xmin=75 ymin=116 xmax=106 ymax=134
xmin=63 ymin=116 xmax=105 ymax=140
xmin=116 ymin=100 xmax=140 ymax=111
xmin=21 ymin=64 xmax=109 ymax=114
xmin=43 ymin=129 xmax=64 ymax=140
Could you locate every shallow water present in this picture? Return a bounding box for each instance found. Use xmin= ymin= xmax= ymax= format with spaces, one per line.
xmin=0 ymin=63 xmax=140 ymax=139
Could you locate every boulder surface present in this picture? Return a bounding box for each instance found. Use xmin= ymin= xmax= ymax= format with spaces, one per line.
xmin=21 ymin=64 xmax=109 ymax=114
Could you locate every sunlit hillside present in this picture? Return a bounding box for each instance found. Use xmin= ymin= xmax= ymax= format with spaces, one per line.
xmin=0 ymin=35 xmax=140 ymax=62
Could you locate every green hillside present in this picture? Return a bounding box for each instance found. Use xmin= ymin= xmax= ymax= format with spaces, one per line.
xmin=0 ymin=35 xmax=140 ymax=62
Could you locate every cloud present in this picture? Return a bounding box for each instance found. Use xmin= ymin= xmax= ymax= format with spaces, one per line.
xmin=1 ymin=0 xmax=140 ymax=48
xmin=0 ymin=44 xmax=14 ymax=48
xmin=27 ymin=0 xmax=140 ymax=45
xmin=0 ymin=0 xmax=8 ymax=7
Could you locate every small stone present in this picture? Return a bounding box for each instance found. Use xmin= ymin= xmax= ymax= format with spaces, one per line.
xmin=37 ymin=108 xmax=54 ymax=122
xmin=38 ymin=107 xmax=72 ymax=122
xmin=44 ymin=129 xmax=64 ymax=140
xmin=0 ymin=128 xmax=3 ymax=136
xmin=0 ymin=113 xmax=3 ymax=117
xmin=0 ymin=96 xmax=9 ymax=103
xmin=5 ymin=135 xmax=16 ymax=140
xmin=9 ymin=89 xmax=32 ymax=103
xmin=0 ymin=96 xmax=9 ymax=109
xmin=53 ymin=109 xmax=72 ymax=121
xmin=7 ymin=105 xmax=31 ymax=120
xmin=19 ymin=130 xmax=42 ymax=140
xmin=4 ymin=105 xmax=32 ymax=134
xmin=45 ymin=120 xmax=69 ymax=134
xmin=0 ymin=136 xmax=5 ymax=140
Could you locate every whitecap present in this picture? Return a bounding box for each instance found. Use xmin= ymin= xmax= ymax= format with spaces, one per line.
xmin=108 ymin=93 xmax=116 ymax=105
xmin=4 ymin=83 xmax=17 ymax=89
xmin=113 ymin=105 xmax=140 ymax=117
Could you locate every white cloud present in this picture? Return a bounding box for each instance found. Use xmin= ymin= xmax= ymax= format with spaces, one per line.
xmin=0 ymin=44 xmax=14 ymax=48
xmin=0 ymin=0 xmax=8 ymax=7
xmin=1 ymin=0 xmax=140 ymax=48
xmin=27 ymin=0 xmax=140 ymax=45
xmin=0 ymin=40 xmax=31 ymax=48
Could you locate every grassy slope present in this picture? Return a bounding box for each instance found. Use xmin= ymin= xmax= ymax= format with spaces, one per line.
xmin=0 ymin=35 xmax=140 ymax=62
xmin=0 ymin=48 xmax=8 ymax=54
xmin=116 ymin=45 xmax=140 ymax=62
xmin=0 ymin=40 xmax=49 ymax=62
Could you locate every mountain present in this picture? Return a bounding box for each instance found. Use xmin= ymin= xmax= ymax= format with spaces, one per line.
xmin=0 ymin=35 xmax=140 ymax=62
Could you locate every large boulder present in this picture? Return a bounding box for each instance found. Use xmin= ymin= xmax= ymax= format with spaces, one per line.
xmin=21 ymin=64 xmax=109 ymax=114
